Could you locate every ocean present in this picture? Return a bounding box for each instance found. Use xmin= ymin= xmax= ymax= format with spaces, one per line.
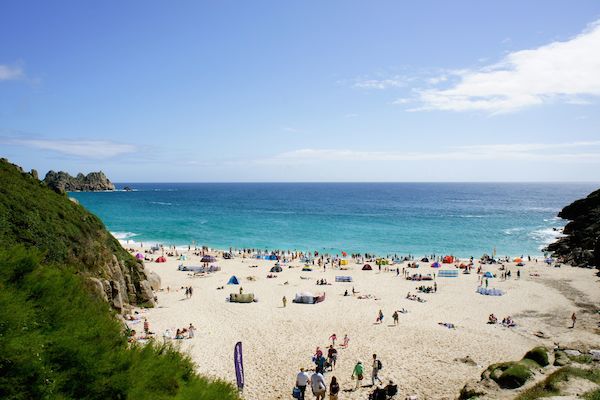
xmin=69 ymin=182 xmax=598 ymax=257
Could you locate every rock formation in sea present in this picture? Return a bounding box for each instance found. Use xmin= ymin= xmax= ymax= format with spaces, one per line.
xmin=43 ymin=170 xmax=115 ymax=193
xmin=0 ymin=158 xmax=159 ymax=312
xmin=545 ymin=188 xmax=600 ymax=268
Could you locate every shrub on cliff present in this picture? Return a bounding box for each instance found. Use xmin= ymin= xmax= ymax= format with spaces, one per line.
xmin=0 ymin=246 xmax=240 ymax=400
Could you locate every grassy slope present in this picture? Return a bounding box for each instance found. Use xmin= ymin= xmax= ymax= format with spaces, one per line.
xmin=0 ymin=159 xmax=145 ymax=303
xmin=0 ymin=160 xmax=240 ymax=400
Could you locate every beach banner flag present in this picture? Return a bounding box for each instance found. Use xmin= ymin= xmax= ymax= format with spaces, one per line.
xmin=234 ymin=341 xmax=244 ymax=391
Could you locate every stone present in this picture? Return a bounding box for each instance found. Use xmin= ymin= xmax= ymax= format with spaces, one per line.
xmin=590 ymin=349 xmax=600 ymax=360
xmin=564 ymin=349 xmax=581 ymax=357
xmin=43 ymin=170 xmax=115 ymax=193
xmin=459 ymin=382 xmax=487 ymax=399
xmin=87 ymin=277 xmax=108 ymax=302
xmin=146 ymin=271 xmax=161 ymax=290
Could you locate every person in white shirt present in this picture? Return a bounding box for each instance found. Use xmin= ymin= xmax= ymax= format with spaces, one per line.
xmin=295 ymin=368 xmax=309 ymax=400
xmin=311 ymin=372 xmax=326 ymax=400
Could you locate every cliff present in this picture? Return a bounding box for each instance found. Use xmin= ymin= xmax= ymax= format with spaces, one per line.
xmin=545 ymin=188 xmax=600 ymax=268
xmin=43 ymin=170 xmax=115 ymax=193
xmin=0 ymin=158 xmax=158 ymax=311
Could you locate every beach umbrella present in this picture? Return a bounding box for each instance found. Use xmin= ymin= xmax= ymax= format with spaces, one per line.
xmin=431 ymin=262 xmax=441 ymax=268
xmin=483 ymin=271 xmax=495 ymax=278
xmin=135 ymin=253 xmax=144 ymax=260
xmin=201 ymin=255 xmax=216 ymax=263
xmin=514 ymin=257 xmax=522 ymax=263
xmin=545 ymin=258 xmax=553 ymax=264
xmin=156 ymin=256 xmax=167 ymax=263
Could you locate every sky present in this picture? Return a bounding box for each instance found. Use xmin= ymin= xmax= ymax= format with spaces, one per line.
xmin=1 ymin=1 xmax=600 ymax=182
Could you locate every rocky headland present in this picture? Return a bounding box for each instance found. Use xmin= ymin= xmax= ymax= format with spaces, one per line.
xmin=43 ymin=170 xmax=115 ymax=193
xmin=546 ymin=188 xmax=600 ymax=268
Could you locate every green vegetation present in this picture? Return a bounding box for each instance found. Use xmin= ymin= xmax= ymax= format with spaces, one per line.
xmin=483 ymin=347 xmax=549 ymax=389
xmin=515 ymin=366 xmax=600 ymax=400
xmin=0 ymin=159 xmax=241 ymax=399
xmin=0 ymin=159 xmax=145 ymax=304
xmin=0 ymin=246 xmax=241 ymax=400
xmin=524 ymin=346 xmax=549 ymax=367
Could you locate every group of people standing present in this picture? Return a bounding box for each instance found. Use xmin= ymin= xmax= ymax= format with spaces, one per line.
xmin=294 ymin=332 xmax=386 ymax=400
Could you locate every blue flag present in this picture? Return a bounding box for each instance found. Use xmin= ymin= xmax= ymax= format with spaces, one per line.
xmin=234 ymin=341 xmax=244 ymax=390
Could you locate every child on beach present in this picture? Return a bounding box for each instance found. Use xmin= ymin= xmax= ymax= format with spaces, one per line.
xmin=376 ymin=309 xmax=384 ymax=324
xmin=341 ymin=334 xmax=350 ymax=348
xmin=329 ymin=333 xmax=337 ymax=346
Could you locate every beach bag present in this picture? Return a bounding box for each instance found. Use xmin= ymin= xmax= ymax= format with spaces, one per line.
xmin=292 ymin=387 xmax=301 ymax=399
xmin=357 ymin=373 xmax=364 ymax=380
xmin=377 ymin=359 xmax=382 ymax=370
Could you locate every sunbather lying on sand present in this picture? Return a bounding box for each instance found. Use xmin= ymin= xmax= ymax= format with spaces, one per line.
xmin=438 ymin=322 xmax=456 ymax=329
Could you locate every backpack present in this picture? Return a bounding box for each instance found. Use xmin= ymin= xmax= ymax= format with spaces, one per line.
xmin=377 ymin=359 xmax=383 ymax=370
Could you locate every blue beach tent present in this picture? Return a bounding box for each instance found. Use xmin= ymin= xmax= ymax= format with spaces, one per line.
xmin=227 ymin=275 xmax=240 ymax=285
xmin=483 ymin=271 xmax=495 ymax=278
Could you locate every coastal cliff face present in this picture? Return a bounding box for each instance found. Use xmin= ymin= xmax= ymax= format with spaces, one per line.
xmin=43 ymin=170 xmax=115 ymax=193
xmin=546 ymin=188 xmax=600 ymax=268
xmin=0 ymin=159 xmax=158 ymax=311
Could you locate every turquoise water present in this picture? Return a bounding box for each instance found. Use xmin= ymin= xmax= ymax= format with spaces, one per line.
xmin=70 ymin=183 xmax=598 ymax=257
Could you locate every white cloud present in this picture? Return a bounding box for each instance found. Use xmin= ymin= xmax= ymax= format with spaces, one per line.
xmin=262 ymin=141 xmax=600 ymax=164
xmin=4 ymin=137 xmax=137 ymax=159
xmin=354 ymin=76 xmax=407 ymax=90
xmin=0 ymin=64 xmax=24 ymax=81
xmin=410 ymin=20 xmax=600 ymax=113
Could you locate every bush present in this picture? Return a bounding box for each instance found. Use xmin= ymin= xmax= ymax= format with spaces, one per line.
xmin=497 ymin=363 xmax=533 ymax=389
xmin=0 ymin=247 xmax=240 ymax=400
xmin=524 ymin=346 xmax=549 ymax=367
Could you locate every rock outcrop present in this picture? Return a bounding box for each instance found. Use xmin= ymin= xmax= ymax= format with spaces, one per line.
xmin=0 ymin=158 xmax=153 ymax=312
xmin=43 ymin=170 xmax=115 ymax=193
xmin=545 ymin=188 xmax=600 ymax=268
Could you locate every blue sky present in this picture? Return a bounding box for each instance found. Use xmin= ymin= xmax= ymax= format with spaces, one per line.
xmin=1 ymin=1 xmax=600 ymax=182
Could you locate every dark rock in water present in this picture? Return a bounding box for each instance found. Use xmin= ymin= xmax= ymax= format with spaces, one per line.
xmin=123 ymin=186 xmax=133 ymax=191
xmin=546 ymin=188 xmax=600 ymax=268
xmin=43 ymin=170 xmax=115 ymax=193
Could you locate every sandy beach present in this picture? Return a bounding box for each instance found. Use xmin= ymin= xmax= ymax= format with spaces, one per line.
xmin=125 ymin=247 xmax=600 ymax=400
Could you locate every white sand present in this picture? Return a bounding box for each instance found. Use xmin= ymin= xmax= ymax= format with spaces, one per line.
xmin=128 ymin=248 xmax=600 ymax=400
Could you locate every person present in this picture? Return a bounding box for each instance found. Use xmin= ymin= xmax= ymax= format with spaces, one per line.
xmin=485 ymin=278 xmax=489 ymax=288
xmin=571 ymin=312 xmax=577 ymax=328
xmin=329 ymin=333 xmax=337 ymax=346
xmin=296 ymin=367 xmax=309 ymax=400
xmin=392 ymin=311 xmax=399 ymax=326
xmin=315 ymin=351 xmax=327 ymax=374
xmin=327 ymin=345 xmax=338 ymax=370
xmin=376 ymin=309 xmax=384 ymax=324
xmin=352 ymin=360 xmax=364 ymax=390
xmin=341 ymin=334 xmax=350 ymax=348
xmin=434 ymin=281 xmax=437 ymax=293
xmin=329 ymin=376 xmax=340 ymax=400
xmin=162 ymin=328 xmax=172 ymax=343
xmin=311 ymin=371 xmax=327 ymax=400
xmin=239 ymin=286 xmax=244 ymax=294
xmin=371 ymin=354 xmax=382 ymax=386
xmin=143 ymin=318 xmax=150 ymax=335
xmin=188 ymin=323 xmax=195 ymax=338
xmin=283 ymin=296 xmax=287 ymax=307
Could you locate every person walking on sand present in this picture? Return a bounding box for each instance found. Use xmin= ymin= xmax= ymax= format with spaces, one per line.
xmin=188 ymin=323 xmax=195 ymax=339
xmin=329 ymin=376 xmax=340 ymax=400
xmin=571 ymin=312 xmax=577 ymax=328
xmin=311 ymin=371 xmax=327 ymax=400
xmin=329 ymin=333 xmax=337 ymax=346
xmin=351 ymin=360 xmax=364 ymax=390
xmin=376 ymin=309 xmax=384 ymax=324
xmin=327 ymin=345 xmax=338 ymax=370
xmin=296 ymin=367 xmax=309 ymax=400
xmin=143 ymin=318 xmax=150 ymax=335
xmin=371 ymin=354 xmax=383 ymax=386
xmin=282 ymin=296 xmax=287 ymax=307
xmin=392 ymin=311 xmax=399 ymax=326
